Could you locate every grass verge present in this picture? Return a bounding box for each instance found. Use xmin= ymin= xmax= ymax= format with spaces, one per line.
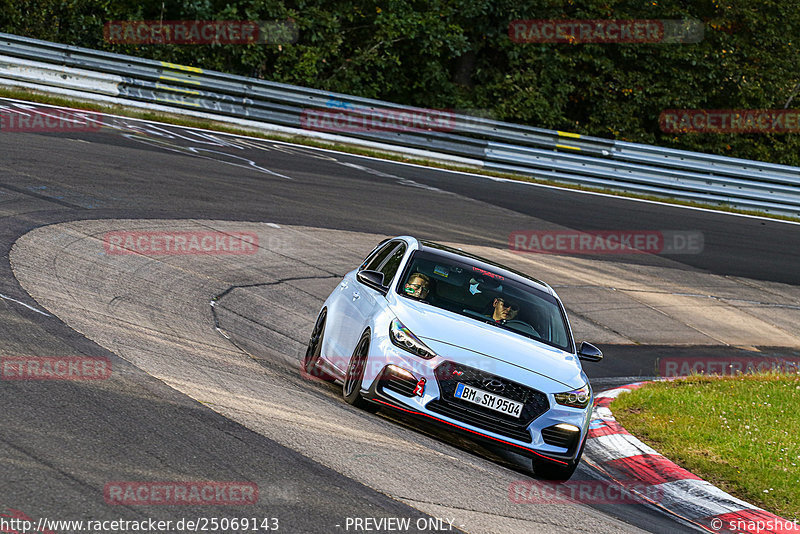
xmin=613 ymin=373 xmax=800 ymax=519
xmin=1 ymin=85 xmax=799 ymax=224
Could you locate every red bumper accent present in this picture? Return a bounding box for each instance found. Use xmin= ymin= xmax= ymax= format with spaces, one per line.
xmin=372 ymin=398 xmax=569 ymax=465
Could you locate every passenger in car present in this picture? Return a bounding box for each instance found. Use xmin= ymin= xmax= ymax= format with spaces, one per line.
xmin=403 ymin=273 xmax=431 ymax=300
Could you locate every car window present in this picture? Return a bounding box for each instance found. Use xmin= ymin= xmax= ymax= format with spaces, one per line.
xmin=376 ymin=243 xmax=407 ymax=286
xmin=362 ymin=241 xmax=396 ymax=272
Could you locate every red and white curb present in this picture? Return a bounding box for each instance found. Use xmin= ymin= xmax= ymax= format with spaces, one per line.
xmin=583 ymin=383 xmax=799 ymax=534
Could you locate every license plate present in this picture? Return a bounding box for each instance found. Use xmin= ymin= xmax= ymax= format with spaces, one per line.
xmin=454 ymin=383 xmax=523 ymax=418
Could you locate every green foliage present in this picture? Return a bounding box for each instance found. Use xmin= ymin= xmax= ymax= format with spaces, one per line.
xmin=2 ymin=0 xmax=800 ymax=164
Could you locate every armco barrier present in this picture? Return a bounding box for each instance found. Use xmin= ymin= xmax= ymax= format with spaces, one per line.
xmin=2 ymin=31 xmax=800 ymax=216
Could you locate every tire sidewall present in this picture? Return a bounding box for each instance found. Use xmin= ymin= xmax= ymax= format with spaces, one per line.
xmin=343 ymin=331 xmax=370 ymax=405
xmin=531 ymin=434 xmax=586 ymax=481
xmin=303 ymin=309 xmax=327 ymax=373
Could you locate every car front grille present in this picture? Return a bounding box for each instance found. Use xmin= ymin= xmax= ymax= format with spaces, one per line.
xmin=426 ymin=361 xmax=549 ymax=443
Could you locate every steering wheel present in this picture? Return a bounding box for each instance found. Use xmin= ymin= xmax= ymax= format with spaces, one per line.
xmin=503 ymin=319 xmax=540 ymax=338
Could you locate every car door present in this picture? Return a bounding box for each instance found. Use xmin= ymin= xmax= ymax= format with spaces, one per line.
xmin=325 ymin=241 xmax=396 ymax=372
xmin=339 ymin=241 xmax=407 ymax=359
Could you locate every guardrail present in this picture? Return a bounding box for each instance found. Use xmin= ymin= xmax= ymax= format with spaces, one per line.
xmin=1 ymin=31 xmax=799 ymax=216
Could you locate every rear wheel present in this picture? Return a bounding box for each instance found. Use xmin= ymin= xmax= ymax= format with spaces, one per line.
xmin=303 ymin=309 xmax=333 ymax=381
xmin=343 ymin=332 xmax=377 ymax=412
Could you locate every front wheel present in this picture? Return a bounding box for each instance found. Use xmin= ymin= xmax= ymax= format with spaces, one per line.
xmin=531 ymin=436 xmax=586 ymax=481
xmin=531 ymin=458 xmax=580 ymax=481
xmin=343 ymin=332 xmax=377 ymax=412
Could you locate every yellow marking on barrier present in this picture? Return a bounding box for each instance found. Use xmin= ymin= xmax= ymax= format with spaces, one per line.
xmin=159 ymin=75 xmax=201 ymax=85
xmin=160 ymin=61 xmax=203 ymax=73
xmin=557 ymin=131 xmax=581 ymax=139
xmin=555 ymin=144 xmax=581 ymax=151
xmin=155 ymin=83 xmax=200 ymax=95
xmin=155 ymin=97 xmax=202 ymax=107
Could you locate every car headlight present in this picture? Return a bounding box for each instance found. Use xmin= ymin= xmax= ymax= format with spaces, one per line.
xmin=554 ymin=384 xmax=591 ymax=409
xmin=390 ymin=318 xmax=437 ymax=359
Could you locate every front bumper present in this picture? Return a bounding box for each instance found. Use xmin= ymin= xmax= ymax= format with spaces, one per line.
xmin=360 ymin=339 xmax=591 ymax=465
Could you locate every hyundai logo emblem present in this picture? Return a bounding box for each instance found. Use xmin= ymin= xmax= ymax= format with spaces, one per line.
xmin=483 ymin=378 xmax=505 ymax=392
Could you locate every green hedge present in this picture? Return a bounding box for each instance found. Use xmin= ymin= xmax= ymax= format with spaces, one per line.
xmin=3 ymin=0 xmax=800 ymax=166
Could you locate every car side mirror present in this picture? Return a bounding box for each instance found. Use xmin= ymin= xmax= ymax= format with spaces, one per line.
xmin=357 ymin=270 xmax=386 ymax=292
xmin=577 ymin=341 xmax=603 ymax=362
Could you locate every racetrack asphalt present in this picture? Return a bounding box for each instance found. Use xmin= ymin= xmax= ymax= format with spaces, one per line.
xmin=2 ymin=100 xmax=799 ymax=533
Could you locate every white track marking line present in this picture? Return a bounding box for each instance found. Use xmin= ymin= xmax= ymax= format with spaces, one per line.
xmin=0 ymin=293 xmax=51 ymax=317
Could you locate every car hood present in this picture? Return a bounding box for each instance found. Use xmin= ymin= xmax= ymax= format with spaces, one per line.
xmin=390 ymin=298 xmax=585 ymax=389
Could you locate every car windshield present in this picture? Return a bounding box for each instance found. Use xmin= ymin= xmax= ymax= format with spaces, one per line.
xmin=397 ymin=251 xmax=573 ymax=351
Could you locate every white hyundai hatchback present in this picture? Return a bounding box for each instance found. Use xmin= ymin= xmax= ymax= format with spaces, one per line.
xmin=303 ymin=236 xmax=603 ymax=480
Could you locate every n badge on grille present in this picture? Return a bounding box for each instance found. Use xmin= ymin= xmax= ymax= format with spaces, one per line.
xmin=413 ymin=377 xmax=426 ymax=396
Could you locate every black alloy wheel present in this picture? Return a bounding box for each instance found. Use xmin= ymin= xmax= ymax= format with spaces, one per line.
xmin=343 ymin=331 xmax=377 ymax=411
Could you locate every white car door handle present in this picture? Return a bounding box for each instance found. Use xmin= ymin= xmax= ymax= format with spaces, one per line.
xmin=352 ymin=292 xmax=360 ymax=300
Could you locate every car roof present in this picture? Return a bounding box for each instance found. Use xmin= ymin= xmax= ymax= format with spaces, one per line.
xmin=416 ymin=239 xmax=554 ymax=295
